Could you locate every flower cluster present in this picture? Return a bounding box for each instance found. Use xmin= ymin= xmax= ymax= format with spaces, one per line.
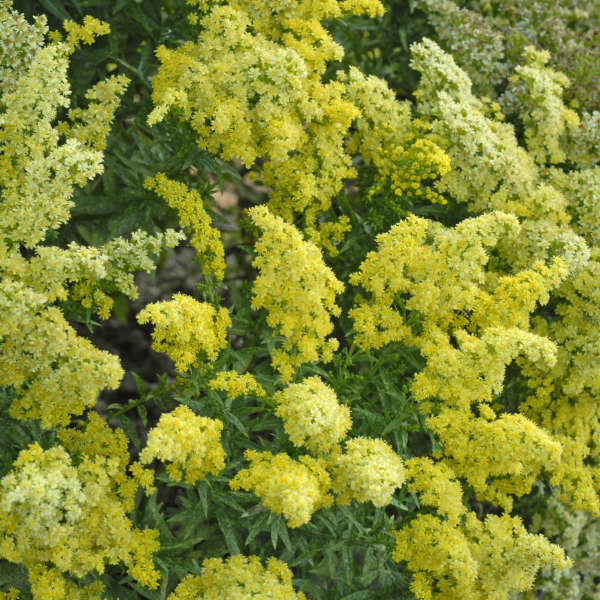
xmin=0 ymin=443 xmax=160 ymax=594
xmin=274 ymin=376 xmax=352 ymax=455
xmin=136 ymin=293 xmax=231 ymax=372
xmin=248 ymin=206 xmax=343 ymax=381
xmin=327 ymin=437 xmax=405 ymax=507
xmin=229 ymin=450 xmax=333 ymax=528
xmin=409 ymin=38 xmax=600 ymax=517
xmin=393 ymin=513 xmax=569 ymax=600
xmin=148 ymin=0 xmax=384 ymax=244
xmin=139 ymin=405 xmax=225 ymax=484
xmin=209 ymin=370 xmax=266 ymax=398
xmin=0 ymin=6 xmax=181 ymax=428
xmin=168 ymin=554 xmax=306 ymax=600
xmin=144 ymin=174 xmax=225 ymax=280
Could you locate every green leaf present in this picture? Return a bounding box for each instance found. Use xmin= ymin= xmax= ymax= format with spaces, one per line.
xmin=70 ymin=194 xmax=119 ymax=217
xmin=341 ymin=591 xmax=373 ymax=600
xmin=244 ymin=512 xmax=269 ymax=545
xmin=39 ymin=0 xmax=70 ymax=20
xmin=118 ymin=415 xmax=141 ymax=449
xmin=216 ymin=513 xmax=240 ymax=555
xmin=196 ymin=484 xmax=209 ymax=519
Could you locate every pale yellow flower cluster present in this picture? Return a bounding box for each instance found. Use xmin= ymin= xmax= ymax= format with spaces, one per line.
xmin=328 ymin=437 xmax=405 ymax=507
xmin=168 ymin=554 xmax=306 ymax=600
xmin=144 ymin=173 xmax=225 ymax=280
xmin=63 ymin=74 xmax=131 ymax=152
xmin=248 ymin=206 xmax=343 ymax=382
xmin=510 ymin=47 xmax=580 ymax=165
xmin=0 ymin=1 xmax=46 ymax=95
xmin=230 ymin=450 xmax=333 ymax=528
xmin=208 ymin=370 xmax=266 ymax=398
xmin=0 ymin=443 xmax=160 ymax=595
xmin=137 ymin=293 xmax=231 ymax=372
xmin=139 ymin=405 xmax=225 ymax=484
xmin=0 ymin=7 xmax=182 ymax=428
xmin=527 ymin=493 xmax=600 ymax=599
xmin=274 ymin=376 xmax=352 ymax=455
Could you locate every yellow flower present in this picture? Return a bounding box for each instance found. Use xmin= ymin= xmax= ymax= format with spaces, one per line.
xmin=137 ymin=293 xmax=231 ymax=372
xmin=248 ymin=205 xmax=343 ymax=381
xmin=274 ymin=376 xmax=352 ymax=454
xmin=168 ymin=554 xmax=306 ymax=600
xmin=328 ymin=437 xmax=405 ymax=507
xmin=230 ymin=450 xmax=333 ymax=527
xmin=139 ymin=405 xmax=225 ymax=484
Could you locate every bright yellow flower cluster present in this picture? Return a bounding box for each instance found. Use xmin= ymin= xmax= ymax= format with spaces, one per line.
xmin=144 ymin=173 xmax=225 ymax=280
xmin=137 ymin=293 xmax=231 ymax=372
xmin=148 ymin=0 xmax=382 ymax=243
xmin=62 ymin=16 xmax=110 ymax=52
xmin=0 ymin=443 xmax=160 ymax=596
xmin=168 ymin=554 xmax=306 ymax=600
xmin=328 ymin=437 xmax=405 ymax=507
xmin=393 ymin=514 xmax=477 ymax=600
xmin=209 ymin=370 xmax=266 ymax=398
xmin=405 ymin=457 xmax=465 ymax=525
xmin=429 ymin=409 xmax=562 ymax=511
xmin=229 ymin=450 xmax=333 ymax=528
xmin=274 ymin=376 xmax=352 ymax=455
xmin=393 ymin=513 xmax=569 ymax=600
xmin=349 ymin=211 xmax=568 ymax=509
xmin=139 ymin=405 xmax=225 ymax=484
xmin=27 ymin=565 xmax=103 ymax=600
xmin=248 ymin=206 xmax=343 ymax=382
